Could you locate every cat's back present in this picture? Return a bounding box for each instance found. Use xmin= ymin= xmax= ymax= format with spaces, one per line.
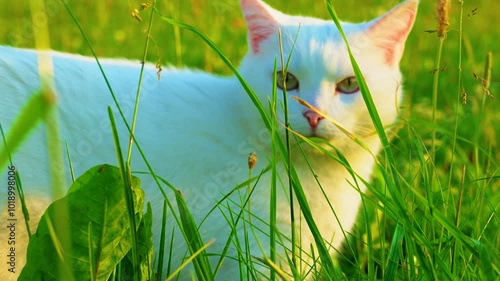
xmin=0 ymin=45 xmax=241 ymax=133
xmin=0 ymin=46 xmax=252 ymax=199
xmin=0 ymin=46 xmax=232 ymax=101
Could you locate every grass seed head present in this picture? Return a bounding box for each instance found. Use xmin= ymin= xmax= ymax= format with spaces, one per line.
xmin=437 ymin=0 xmax=450 ymax=38
xmin=248 ymin=152 xmax=257 ymax=170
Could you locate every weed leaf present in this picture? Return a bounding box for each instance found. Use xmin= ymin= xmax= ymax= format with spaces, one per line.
xmin=19 ymin=165 xmax=144 ymax=281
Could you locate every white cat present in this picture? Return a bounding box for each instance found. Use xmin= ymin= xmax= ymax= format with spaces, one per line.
xmin=0 ymin=0 xmax=417 ymax=279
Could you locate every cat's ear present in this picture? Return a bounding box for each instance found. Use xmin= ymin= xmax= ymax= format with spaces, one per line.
xmin=367 ymin=0 xmax=418 ymax=66
xmin=241 ymin=0 xmax=281 ymax=54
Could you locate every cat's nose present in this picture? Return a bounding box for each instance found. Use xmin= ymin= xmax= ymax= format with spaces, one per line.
xmin=303 ymin=110 xmax=324 ymax=129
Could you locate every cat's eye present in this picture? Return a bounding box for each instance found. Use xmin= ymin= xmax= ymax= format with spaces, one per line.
xmin=336 ymin=76 xmax=359 ymax=94
xmin=276 ymin=71 xmax=299 ymax=91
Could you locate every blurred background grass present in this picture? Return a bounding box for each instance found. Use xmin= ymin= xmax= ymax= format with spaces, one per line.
xmin=1 ymin=0 xmax=498 ymax=142
xmin=1 ymin=0 xmax=498 ymax=277
xmin=0 ymin=0 xmax=498 ymax=119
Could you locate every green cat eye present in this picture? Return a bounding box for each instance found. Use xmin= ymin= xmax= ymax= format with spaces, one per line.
xmin=276 ymin=71 xmax=299 ymax=91
xmin=337 ymin=76 xmax=359 ymax=94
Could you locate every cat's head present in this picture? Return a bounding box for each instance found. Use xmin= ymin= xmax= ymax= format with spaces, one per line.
xmin=238 ymin=0 xmax=417 ymax=148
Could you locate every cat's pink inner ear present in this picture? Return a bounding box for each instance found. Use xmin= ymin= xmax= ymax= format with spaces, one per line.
xmin=241 ymin=0 xmax=278 ymax=54
xmin=368 ymin=0 xmax=418 ymax=66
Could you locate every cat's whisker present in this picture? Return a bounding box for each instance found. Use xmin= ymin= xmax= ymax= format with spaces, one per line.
xmin=291 ymin=96 xmax=362 ymax=141
xmin=353 ymin=126 xmax=377 ymax=138
xmin=352 ymin=122 xmax=401 ymax=139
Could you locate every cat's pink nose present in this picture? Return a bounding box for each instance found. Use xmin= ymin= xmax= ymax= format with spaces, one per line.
xmin=303 ymin=111 xmax=324 ymax=128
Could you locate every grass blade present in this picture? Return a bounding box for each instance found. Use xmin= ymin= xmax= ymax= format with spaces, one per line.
xmin=157 ymin=11 xmax=339 ymax=279
xmin=126 ymin=0 xmax=157 ymax=165
xmin=108 ymin=107 xmax=140 ymax=281
xmin=384 ymin=222 xmax=404 ymax=280
xmin=0 ymin=89 xmax=55 ymax=170
xmin=174 ymin=189 xmax=214 ymax=281
xmin=155 ymin=12 xmax=272 ymax=132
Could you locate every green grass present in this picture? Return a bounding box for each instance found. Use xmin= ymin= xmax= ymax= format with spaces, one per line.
xmin=1 ymin=0 xmax=499 ymax=280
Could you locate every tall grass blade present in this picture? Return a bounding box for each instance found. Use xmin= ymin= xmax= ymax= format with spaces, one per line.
xmin=269 ymin=61 xmax=279 ymax=281
xmin=384 ymin=222 xmax=404 ymax=280
xmin=447 ymin=0 xmax=465 ymax=193
xmin=0 ymin=124 xmax=32 ymax=239
xmin=286 ymin=167 xmax=338 ymax=279
xmin=61 ymin=8 xmax=186 ymax=270
xmin=156 ymin=200 xmax=168 ymax=279
xmin=0 ymin=90 xmax=54 ymax=170
xmin=126 ymin=0 xmax=157 ymax=165
xmin=108 ymin=107 xmax=140 ymax=281
xmin=323 ymin=7 xmax=418 ymax=274
xmin=277 ymin=27 xmax=297 ymax=271
xmin=155 ymin=13 xmax=272 ymax=131
xmin=324 ymin=1 xmax=401 ymax=186
xmin=174 ymin=189 xmax=214 ymax=281
xmin=65 ymin=141 xmax=76 ymax=183
xmin=165 ymin=240 xmax=215 ymax=281
xmin=157 ymin=12 xmax=338 ymax=278
xmin=470 ymin=238 xmax=496 ymax=280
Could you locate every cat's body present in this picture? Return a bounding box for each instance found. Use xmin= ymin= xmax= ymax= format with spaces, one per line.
xmin=0 ymin=0 xmax=417 ymax=279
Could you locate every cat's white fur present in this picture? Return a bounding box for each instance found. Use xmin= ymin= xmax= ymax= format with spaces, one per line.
xmin=0 ymin=0 xmax=417 ymax=279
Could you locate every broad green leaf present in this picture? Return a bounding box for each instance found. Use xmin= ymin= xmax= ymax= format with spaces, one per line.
xmin=19 ymin=164 xmax=144 ymax=281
